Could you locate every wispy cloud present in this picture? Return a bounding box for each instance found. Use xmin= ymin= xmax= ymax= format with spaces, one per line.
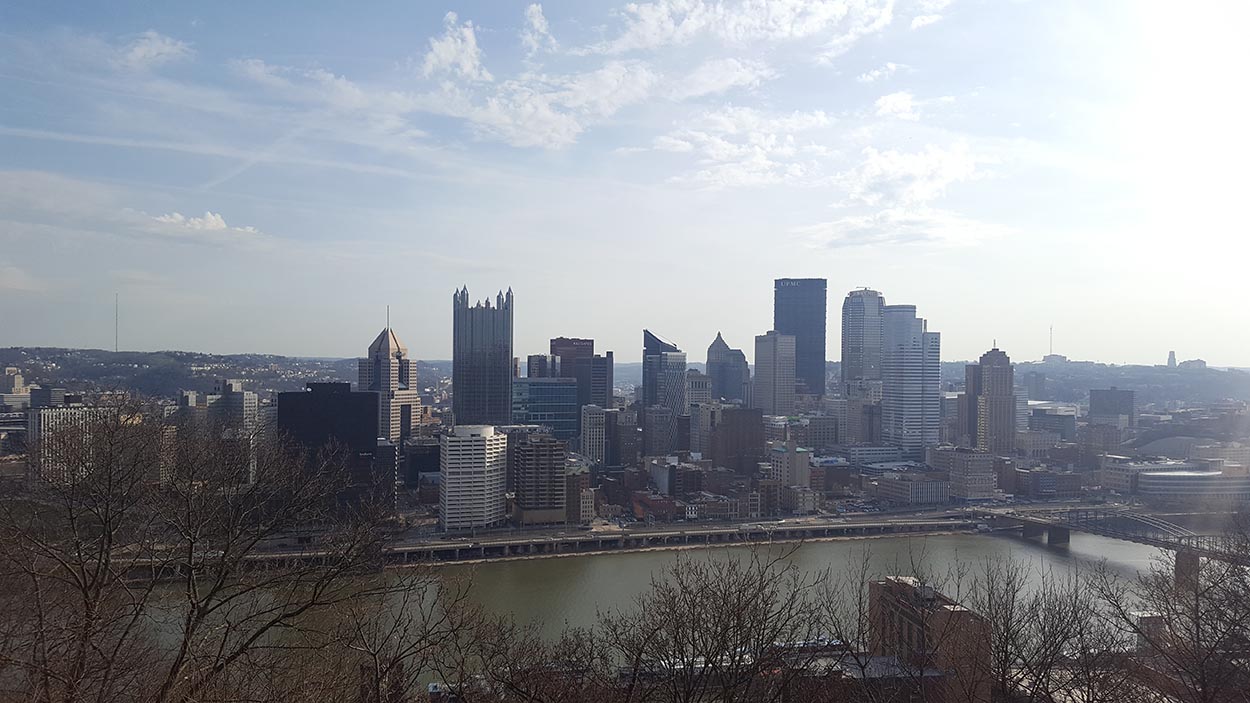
xmin=521 ymin=4 xmax=559 ymax=57
xmin=0 ymin=262 xmax=46 ymax=292
xmin=857 ymin=62 xmax=906 ymax=83
xmin=112 ymin=30 xmax=192 ymax=71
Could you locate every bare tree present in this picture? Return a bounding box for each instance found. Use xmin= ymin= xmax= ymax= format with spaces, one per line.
xmin=0 ymin=401 xmax=406 ymax=703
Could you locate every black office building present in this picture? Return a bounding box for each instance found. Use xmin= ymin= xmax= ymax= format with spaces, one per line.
xmin=276 ymin=382 xmax=397 ymax=507
xmin=774 ymin=278 xmax=828 ymax=397
xmin=452 ymin=287 xmax=514 ymax=425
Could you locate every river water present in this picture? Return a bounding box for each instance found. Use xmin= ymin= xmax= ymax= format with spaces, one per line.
xmin=440 ymin=532 xmax=1162 ymax=635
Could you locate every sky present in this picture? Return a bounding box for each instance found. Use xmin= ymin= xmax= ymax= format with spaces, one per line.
xmin=1 ymin=0 xmax=1248 ymax=365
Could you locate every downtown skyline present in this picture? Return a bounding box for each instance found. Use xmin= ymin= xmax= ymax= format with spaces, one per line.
xmin=2 ymin=1 xmax=1248 ymax=366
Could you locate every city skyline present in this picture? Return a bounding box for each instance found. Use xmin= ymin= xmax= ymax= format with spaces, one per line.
xmin=2 ymin=2 xmax=1248 ymax=366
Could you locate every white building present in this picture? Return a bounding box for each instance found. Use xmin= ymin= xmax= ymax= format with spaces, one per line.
xmin=27 ymin=406 xmax=118 ymax=484
xmin=768 ymin=439 xmax=812 ymax=488
xmin=684 ymin=370 xmax=712 ymax=414
xmin=927 ymin=446 xmax=996 ymax=500
xmin=440 ymin=425 xmax=507 ymax=531
xmin=752 ymin=331 xmax=796 ymax=416
xmin=579 ymin=404 xmax=606 ymax=464
xmin=881 ymin=305 xmax=941 ymax=461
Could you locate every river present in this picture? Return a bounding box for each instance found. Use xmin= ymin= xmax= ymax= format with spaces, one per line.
xmin=440 ymin=532 xmax=1163 ymax=635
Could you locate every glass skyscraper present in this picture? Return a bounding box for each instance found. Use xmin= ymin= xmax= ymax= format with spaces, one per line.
xmin=641 ymin=329 xmax=686 ymax=454
xmin=452 ymin=287 xmax=513 ymax=426
xmin=774 ymin=278 xmax=827 ymax=397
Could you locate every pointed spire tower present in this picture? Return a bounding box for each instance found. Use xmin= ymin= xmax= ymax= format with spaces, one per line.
xmin=359 ymin=321 xmax=420 ymax=442
xmin=706 ymin=331 xmax=750 ymax=403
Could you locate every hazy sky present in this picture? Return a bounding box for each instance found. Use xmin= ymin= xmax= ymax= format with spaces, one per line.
xmin=2 ymin=1 xmax=1248 ymax=365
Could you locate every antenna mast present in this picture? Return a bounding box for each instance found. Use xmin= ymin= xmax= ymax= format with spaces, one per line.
xmin=1049 ymin=325 xmax=1053 ymax=355
xmin=114 ymin=292 xmax=119 ymax=353
xmin=386 ymin=305 xmax=390 ymax=329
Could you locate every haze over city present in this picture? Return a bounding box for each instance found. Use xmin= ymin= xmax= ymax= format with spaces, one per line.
xmin=2 ymin=0 xmax=1248 ymax=364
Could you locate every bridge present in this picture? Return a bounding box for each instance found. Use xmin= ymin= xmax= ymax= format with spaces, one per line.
xmin=988 ymin=507 xmax=1246 ymax=566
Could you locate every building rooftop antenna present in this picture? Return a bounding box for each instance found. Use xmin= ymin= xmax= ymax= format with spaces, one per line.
xmin=1049 ymin=325 xmax=1053 ymax=355
xmin=386 ymin=304 xmax=390 ymax=329
xmin=114 ymin=292 xmax=119 ymax=353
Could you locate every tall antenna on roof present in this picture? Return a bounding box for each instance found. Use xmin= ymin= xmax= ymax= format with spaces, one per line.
xmin=1049 ymin=325 xmax=1053 ymax=355
xmin=386 ymin=305 xmax=390 ymax=329
xmin=114 ymin=292 xmax=119 ymax=353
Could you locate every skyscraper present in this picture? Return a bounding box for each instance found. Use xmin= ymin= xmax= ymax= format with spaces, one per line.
xmin=452 ymin=287 xmax=513 ymax=426
xmin=966 ymin=348 xmax=1016 ymax=455
xmin=841 ymin=288 xmax=885 ymax=393
xmin=881 ymin=305 xmax=941 ymax=461
xmin=774 ymin=278 xmax=827 ymax=397
xmin=514 ymin=434 xmax=568 ymax=525
xmin=439 ymin=425 xmax=507 ymax=531
xmin=358 ymin=328 xmax=421 ymax=443
xmin=684 ymin=369 xmax=712 ymax=414
xmin=752 ymin=331 xmax=796 ymax=416
xmin=550 ymin=337 xmax=594 ymax=370
xmin=571 ymin=351 xmax=614 ymax=410
xmin=706 ymin=332 xmax=750 ymax=403
xmin=580 ymin=404 xmax=607 ymax=464
xmin=641 ymin=330 xmax=686 ymax=455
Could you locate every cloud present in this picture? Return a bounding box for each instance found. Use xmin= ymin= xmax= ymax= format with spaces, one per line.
xmin=795 ymin=207 xmax=1008 ymax=248
xmin=671 ymin=58 xmax=776 ymax=99
xmin=911 ymin=14 xmax=943 ymax=29
xmin=645 ymin=106 xmax=833 ymax=187
xmin=152 ymin=211 xmax=257 ymax=233
xmin=578 ymin=0 xmax=896 ymax=55
xmin=838 ymin=143 xmax=981 ymax=207
xmin=857 ymin=62 xmax=906 ymax=83
xmin=521 ymin=4 xmax=558 ymax=56
xmin=113 ymin=30 xmax=191 ymax=71
xmin=0 ymin=263 xmax=46 ymax=292
xmin=874 ymin=91 xmax=918 ymax=120
xmin=422 ymin=12 xmax=493 ymax=82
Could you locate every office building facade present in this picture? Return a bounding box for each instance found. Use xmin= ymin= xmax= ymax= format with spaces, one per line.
xmin=440 ymin=425 xmax=507 ymax=531
xmin=881 ymin=305 xmax=941 ymax=461
xmin=960 ymin=348 xmax=1016 ymax=455
xmin=641 ymin=330 xmax=686 ymax=455
xmin=358 ymin=327 xmax=421 ymax=443
xmin=452 ymin=287 xmax=513 ymax=426
xmin=511 ymin=377 xmax=579 ymax=441
xmin=514 ymin=435 xmax=569 ymax=525
xmin=752 ymin=330 xmax=796 ymax=416
xmin=706 ymin=332 xmax=751 ymax=403
xmin=774 ymin=278 xmax=827 ymax=397
xmin=841 ymin=288 xmax=885 ymax=393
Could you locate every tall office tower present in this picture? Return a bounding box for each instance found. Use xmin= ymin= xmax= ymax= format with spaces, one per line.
xmin=511 ymin=377 xmax=579 ymax=440
xmin=689 ymin=402 xmax=723 ymax=456
xmin=881 ymin=305 xmax=941 ymax=461
xmin=276 ymin=383 xmax=398 ymax=507
xmin=752 ymin=331 xmax=797 ymax=416
xmin=27 ymin=405 xmax=118 ymax=484
xmin=1089 ymin=387 xmax=1136 ymax=428
xmin=706 ymin=333 xmax=751 ymax=403
xmin=962 ymin=348 xmax=1016 ymax=455
xmin=580 ymin=404 xmax=607 ymax=464
xmin=210 ymin=379 xmax=259 ymax=435
xmin=572 ymin=352 xmax=614 ymax=410
xmin=550 ymin=337 xmax=594 ymax=373
xmin=684 ymin=369 xmax=712 ymax=413
xmin=439 ymin=425 xmax=507 ymax=531
xmin=526 ymin=354 xmax=559 ymax=378
xmin=452 ymin=287 xmax=514 ymax=426
xmin=642 ymin=405 xmax=676 ymax=457
xmin=774 ymin=278 xmax=827 ymax=397
xmin=641 ymin=330 xmax=686 ymax=455
xmin=358 ymin=328 xmax=421 ymax=443
xmin=841 ymin=288 xmax=885 ymax=393
xmin=604 ymin=408 xmax=640 ymax=467
xmin=514 ymin=435 xmax=569 ymax=525
xmin=709 ymin=407 xmax=766 ymax=474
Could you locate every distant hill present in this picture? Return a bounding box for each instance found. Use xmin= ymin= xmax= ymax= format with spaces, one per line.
xmin=0 ymin=347 xmax=451 ymax=400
